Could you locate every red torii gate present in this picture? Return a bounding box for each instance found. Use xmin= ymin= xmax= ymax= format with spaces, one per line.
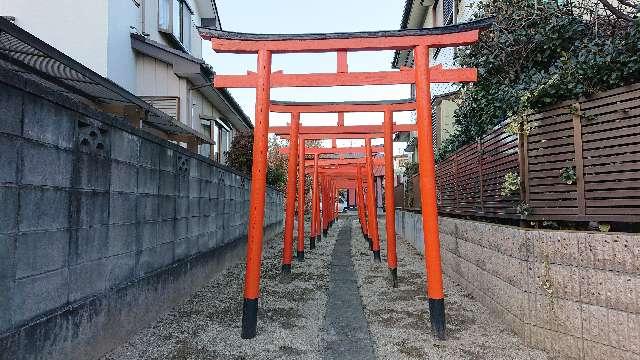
xmin=286 ymin=144 xmax=386 ymax=262
xmin=274 ymin=103 xmax=423 ymax=297
xmin=307 ymin=162 xmax=380 ymax=249
xmin=201 ymin=18 xmax=490 ymax=340
xmin=274 ymin=101 xmax=414 ymax=281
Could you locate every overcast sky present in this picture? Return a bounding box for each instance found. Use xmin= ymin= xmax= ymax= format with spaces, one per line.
xmin=202 ymin=0 xmax=414 ymax=149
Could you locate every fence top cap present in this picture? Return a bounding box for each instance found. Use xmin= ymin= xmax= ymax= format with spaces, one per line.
xmin=199 ymin=17 xmax=494 ymax=41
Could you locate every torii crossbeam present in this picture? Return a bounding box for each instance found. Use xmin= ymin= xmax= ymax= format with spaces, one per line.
xmin=201 ymin=17 xmax=491 ymax=340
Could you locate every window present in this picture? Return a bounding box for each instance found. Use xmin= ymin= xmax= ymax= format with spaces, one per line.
xmin=200 ymin=121 xmax=211 ymax=157
xmin=158 ymin=0 xmax=193 ymax=51
xmin=432 ymin=0 xmax=438 ymax=28
xmin=443 ymin=0 xmax=454 ymax=26
xmin=220 ymin=127 xmax=230 ymax=156
xmin=212 ymin=123 xmax=219 ymax=161
xmin=159 ymin=0 xmax=171 ymax=31
xmin=433 ymin=0 xmax=457 ymax=60
xmin=200 ymin=118 xmax=230 ymax=163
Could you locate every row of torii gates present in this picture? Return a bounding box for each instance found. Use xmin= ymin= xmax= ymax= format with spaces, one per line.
xmin=200 ymin=18 xmax=492 ymax=341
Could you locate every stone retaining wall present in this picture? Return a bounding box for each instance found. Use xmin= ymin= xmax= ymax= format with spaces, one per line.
xmin=0 ymin=68 xmax=284 ymax=359
xmin=395 ymin=210 xmax=639 ymax=360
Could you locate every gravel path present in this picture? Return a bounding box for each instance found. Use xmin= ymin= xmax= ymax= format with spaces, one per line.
xmin=101 ymin=214 xmax=549 ymax=360
xmin=322 ymin=219 xmax=376 ymax=359
xmin=350 ymin=216 xmax=550 ymax=360
xmin=102 ymin=220 xmax=338 ymax=360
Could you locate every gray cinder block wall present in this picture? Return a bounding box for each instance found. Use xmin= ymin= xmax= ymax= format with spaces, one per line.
xmin=0 ymin=68 xmax=284 ymax=360
xmin=395 ymin=210 xmax=640 ymax=360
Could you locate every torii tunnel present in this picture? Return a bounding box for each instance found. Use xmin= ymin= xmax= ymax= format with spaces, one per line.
xmin=200 ymin=17 xmax=490 ymax=340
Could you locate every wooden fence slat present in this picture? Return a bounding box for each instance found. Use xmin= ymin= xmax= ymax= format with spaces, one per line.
xmin=420 ymin=83 xmax=640 ymax=223
xmin=572 ymin=103 xmax=586 ymax=216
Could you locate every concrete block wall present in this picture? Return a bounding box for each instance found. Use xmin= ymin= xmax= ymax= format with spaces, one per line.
xmin=0 ymin=68 xmax=284 ymax=359
xmin=395 ymin=210 xmax=640 ymax=360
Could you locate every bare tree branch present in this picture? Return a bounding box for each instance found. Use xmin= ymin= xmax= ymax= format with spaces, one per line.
xmin=618 ymin=0 xmax=640 ymax=10
xmin=597 ymin=0 xmax=634 ymax=21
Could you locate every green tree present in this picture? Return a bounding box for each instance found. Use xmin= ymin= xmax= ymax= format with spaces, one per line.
xmin=437 ymin=0 xmax=640 ymax=160
xmin=266 ymin=137 xmax=288 ymax=191
xmin=225 ymin=133 xmax=289 ymax=192
xmin=225 ymin=131 xmax=253 ymax=175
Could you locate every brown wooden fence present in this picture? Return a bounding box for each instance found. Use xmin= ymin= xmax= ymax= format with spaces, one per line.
xmin=408 ymin=83 xmax=640 ymax=223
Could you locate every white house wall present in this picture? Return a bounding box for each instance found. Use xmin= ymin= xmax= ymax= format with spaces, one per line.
xmin=193 ymin=90 xmax=223 ymax=122
xmin=107 ymin=0 xmax=139 ymax=93
xmin=136 ymin=52 xmax=226 ymax=133
xmin=135 ymin=54 xmax=190 ymax=125
xmin=0 ymin=0 xmax=109 ymax=77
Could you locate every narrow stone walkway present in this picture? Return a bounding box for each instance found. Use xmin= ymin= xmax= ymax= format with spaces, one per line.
xmin=322 ymin=218 xmax=376 ymax=359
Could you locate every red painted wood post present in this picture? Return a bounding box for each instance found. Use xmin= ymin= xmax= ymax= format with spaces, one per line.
xmin=331 ymin=183 xmax=336 ymax=223
xmin=325 ymin=178 xmax=330 ymax=233
xmin=281 ymin=112 xmax=299 ymax=274
xmin=297 ymin=142 xmax=306 ymax=261
xmin=241 ymin=49 xmax=272 ymax=339
xmin=335 ymin=183 xmax=339 ymax=219
xmin=328 ymin=181 xmax=333 ymax=226
xmin=318 ymin=176 xmax=327 ymax=236
xmin=383 ymin=109 xmax=399 ymax=287
xmin=414 ymin=44 xmax=446 ymax=340
xmin=356 ymin=169 xmax=363 ymax=231
xmin=318 ymin=175 xmax=324 ymax=239
xmin=365 ymin=138 xmax=382 ymax=262
xmin=311 ymin=154 xmax=319 ymax=249
xmin=328 ymin=181 xmax=332 ymax=226
xmin=357 ymin=166 xmax=369 ymax=243
xmin=332 ymin=182 xmax=336 ymax=223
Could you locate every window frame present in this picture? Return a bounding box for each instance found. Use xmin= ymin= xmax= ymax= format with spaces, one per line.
xmin=158 ymin=0 xmax=193 ymax=51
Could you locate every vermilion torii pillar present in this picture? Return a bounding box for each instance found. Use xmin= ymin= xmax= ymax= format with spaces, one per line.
xmin=364 ymin=139 xmax=382 ymax=261
xmin=383 ymin=110 xmax=399 ymax=287
xmin=296 ymin=141 xmax=305 ymax=261
xmin=289 ymin=145 xmax=385 ymax=258
xmin=275 ymin=112 xmax=415 ymax=284
xmin=201 ymin=18 xmax=490 ymax=339
xmin=297 ymin=147 xmax=384 ymax=261
xmin=311 ymin=154 xmax=320 ymax=249
xmin=300 ymin=155 xmax=385 ymax=241
xmin=280 ymin=112 xmax=299 ymax=274
xmin=356 ymin=165 xmax=368 ymax=241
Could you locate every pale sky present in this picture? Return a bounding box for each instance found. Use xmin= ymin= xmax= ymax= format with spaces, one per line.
xmin=202 ymin=0 xmax=414 ymax=150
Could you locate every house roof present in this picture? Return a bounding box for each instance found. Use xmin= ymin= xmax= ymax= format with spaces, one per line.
xmin=193 ymin=0 xmax=220 ymax=22
xmin=392 ymin=0 xmax=428 ymax=69
xmin=0 ymin=17 xmax=212 ymax=144
xmin=399 ymin=0 xmax=415 ymax=31
xmin=432 ymin=90 xmax=460 ymax=105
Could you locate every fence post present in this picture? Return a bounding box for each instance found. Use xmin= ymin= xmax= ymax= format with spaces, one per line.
xmin=518 ymin=125 xmax=529 ymax=205
xmin=453 ymin=154 xmax=459 ymax=212
xmin=572 ymin=102 xmax=586 ymax=216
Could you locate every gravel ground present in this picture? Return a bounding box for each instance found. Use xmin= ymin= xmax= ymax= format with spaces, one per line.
xmin=350 ymin=216 xmax=550 ymax=360
xmin=101 ymin=214 xmax=549 ymax=360
xmin=102 ymin=220 xmax=339 ymax=360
